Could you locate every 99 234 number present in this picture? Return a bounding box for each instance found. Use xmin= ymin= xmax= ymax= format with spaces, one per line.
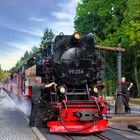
xmin=68 ymin=69 xmax=84 ymax=74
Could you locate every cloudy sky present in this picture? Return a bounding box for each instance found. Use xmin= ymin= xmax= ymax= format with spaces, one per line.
xmin=0 ymin=0 xmax=80 ymax=70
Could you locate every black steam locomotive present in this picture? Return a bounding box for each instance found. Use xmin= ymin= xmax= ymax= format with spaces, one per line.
xmin=24 ymin=32 xmax=108 ymax=133
xmin=30 ymin=32 xmax=108 ymax=133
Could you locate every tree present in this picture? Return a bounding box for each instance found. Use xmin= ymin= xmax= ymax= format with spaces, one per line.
xmin=74 ymin=0 xmax=140 ymax=96
xmin=41 ymin=28 xmax=54 ymax=46
xmin=9 ymin=51 xmax=30 ymax=73
xmin=74 ymin=0 xmax=128 ymax=45
xmin=0 ymin=67 xmax=10 ymax=82
xmin=31 ymin=46 xmax=40 ymax=54
xmin=122 ymin=0 xmax=140 ymax=96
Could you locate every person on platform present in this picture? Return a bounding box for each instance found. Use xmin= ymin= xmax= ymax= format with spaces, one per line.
xmin=29 ymin=82 xmax=56 ymax=127
xmin=121 ymin=77 xmax=133 ymax=113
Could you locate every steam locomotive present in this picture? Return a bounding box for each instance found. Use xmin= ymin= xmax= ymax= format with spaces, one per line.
xmin=3 ymin=32 xmax=109 ymax=133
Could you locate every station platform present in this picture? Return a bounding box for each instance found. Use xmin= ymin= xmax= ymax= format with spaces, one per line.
xmin=0 ymin=89 xmax=37 ymax=140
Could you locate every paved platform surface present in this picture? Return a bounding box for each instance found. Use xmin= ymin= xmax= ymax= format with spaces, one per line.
xmin=0 ymin=89 xmax=36 ymax=140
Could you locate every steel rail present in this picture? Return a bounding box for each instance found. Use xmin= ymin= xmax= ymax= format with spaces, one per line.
xmin=95 ymin=133 xmax=112 ymax=140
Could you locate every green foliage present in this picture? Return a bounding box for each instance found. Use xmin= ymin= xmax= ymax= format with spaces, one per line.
xmin=41 ymin=28 xmax=54 ymax=46
xmin=31 ymin=46 xmax=40 ymax=54
xmin=0 ymin=68 xmax=10 ymax=82
xmin=9 ymin=45 xmax=41 ymax=73
xmin=9 ymin=51 xmax=31 ymax=73
xmin=75 ymin=0 xmax=140 ymax=96
xmin=75 ymin=0 xmax=140 ymax=46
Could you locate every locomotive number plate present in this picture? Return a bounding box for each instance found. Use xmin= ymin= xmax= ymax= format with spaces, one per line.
xmin=69 ymin=69 xmax=84 ymax=74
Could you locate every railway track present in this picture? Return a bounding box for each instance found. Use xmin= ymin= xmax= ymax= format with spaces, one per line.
xmin=60 ymin=133 xmax=111 ymax=140
xmin=94 ymin=133 xmax=111 ymax=140
xmin=60 ymin=134 xmax=76 ymax=140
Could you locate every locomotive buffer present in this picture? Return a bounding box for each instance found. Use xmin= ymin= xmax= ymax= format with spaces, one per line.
xmin=95 ymin=45 xmax=125 ymax=114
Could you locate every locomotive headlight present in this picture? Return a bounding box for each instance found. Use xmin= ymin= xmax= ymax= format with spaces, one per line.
xmin=59 ymin=86 xmax=66 ymax=94
xmin=33 ymin=56 xmax=36 ymax=60
xmin=93 ymin=86 xmax=99 ymax=93
xmin=73 ymin=32 xmax=81 ymax=39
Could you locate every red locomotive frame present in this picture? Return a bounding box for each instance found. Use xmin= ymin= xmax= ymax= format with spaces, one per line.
xmin=47 ymin=95 xmax=108 ymax=133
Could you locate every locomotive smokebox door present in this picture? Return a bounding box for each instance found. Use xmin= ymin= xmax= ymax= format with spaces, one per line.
xmin=53 ymin=33 xmax=98 ymax=86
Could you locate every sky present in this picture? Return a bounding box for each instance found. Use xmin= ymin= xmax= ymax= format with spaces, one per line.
xmin=0 ymin=0 xmax=80 ymax=70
